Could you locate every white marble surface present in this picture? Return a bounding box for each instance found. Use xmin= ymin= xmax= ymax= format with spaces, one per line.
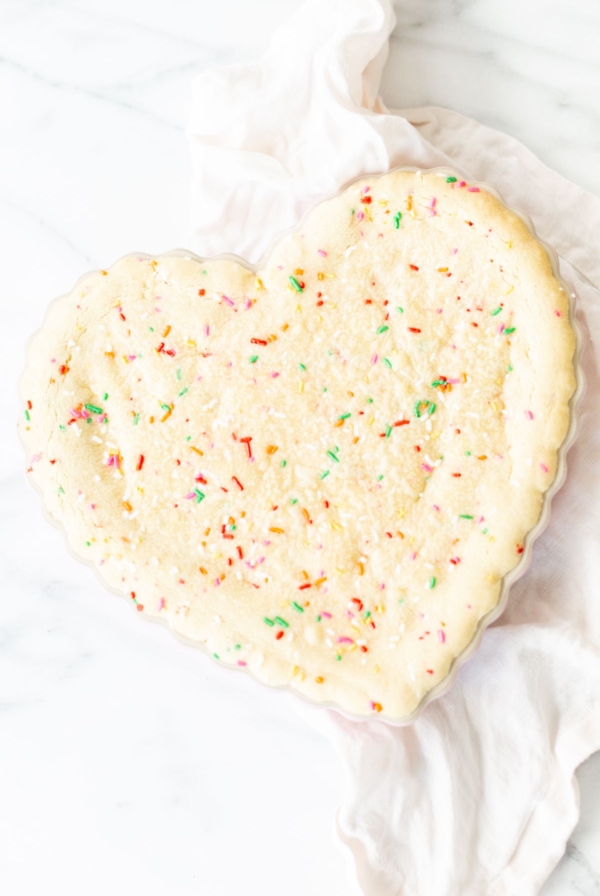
xmin=1 ymin=1 xmax=599 ymax=894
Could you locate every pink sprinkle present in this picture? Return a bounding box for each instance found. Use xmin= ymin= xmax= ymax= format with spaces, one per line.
xmin=525 ymin=410 xmax=534 ymax=420
xmin=429 ymin=196 xmax=437 ymax=216
xmin=477 ymin=516 xmax=485 ymax=524
xmin=205 ymin=325 xmax=210 ymax=336
xmin=321 ymin=611 xmax=332 ymax=619
xmin=467 ymin=186 xmax=480 ymax=192
xmin=127 ymin=354 xmax=136 ymax=361
xmin=337 ymin=636 xmax=354 ymax=645
xmin=540 ymin=463 xmax=549 ymax=473
xmin=497 ymin=323 xmax=505 ymax=335
xmin=451 ymin=248 xmax=458 ymax=255
xmin=89 ymin=503 xmax=96 ymax=510
xmin=458 ymin=181 xmax=466 ymax=188
xmin=317 ymin=249 xmax=327 ymax=257
xmin=214 ymin=578 xmax=221 ymax=587
xmin=372 ymin=354 xmax=378 ymax=365
xmin=158 ymin=597 xmax=166 ymax=611
xmin=222 ymin=296 xmax=234 ymax=307
xmin=421 ymin=463 xmax=434 ymax=473
xmin=356 ymin=211 xmax=365 ymax=222
xmin=362 ymin=186 xmax=370 ymax=194
xmin=554 ymin=310 xmax=562 ymax=317
xmin=410 ymin=551 xmax=417 ymax=561
xmin=432 ymin=504 xmax=440 ymax=511
xmin=436 ymin=308 xmax=443 ymax=314
xmin=438 ymin=630 xmax=446 ymax=643
xmin=447 ymin=377 xmax=460 ymax=384
xmin=237 ymin=660 xmax=247 ymax=667
xmin=271 ymin=372 xmax=280 ymax=378
xmin=184 ymin=492 xmax=196 ymax=500
xmin=380 ymin=583 xmax=386 ymax=590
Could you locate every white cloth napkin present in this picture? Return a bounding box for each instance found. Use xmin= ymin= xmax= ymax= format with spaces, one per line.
xmin=187 ymin=2 xmax=600 ymax=893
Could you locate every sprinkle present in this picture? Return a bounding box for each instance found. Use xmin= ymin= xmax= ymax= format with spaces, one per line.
xmin=339 ymin=413 xmax=351 ymax=420
xmin=504 ymin=327 xmax=516 ymax=335
xmin=377 ymin=325 xmax=389 ymax=334
xmin=24 ymin=410 xmax=30 ymax=421
xmin=317 ymin=249 xmax=327 ymax=257
xmin=370 ymin=701 xmax=383 ymax=713
xmin=269 ymin=527 xmax=285 ymax=534
xmin=194 ymin=489 xmax=205 ymax=503
xmin=397 ymin=307 xmax=404 ymax=314
xmin=446 ymin=176 xmax=457 ymax=183
xmin=299 ymin=363 xmax=306 ymax=371
xmin=467 ymin=186 xmax=480 ymax=192
xmin=292 ymin=602 xmax=304 ymax=613
xmin=540 ymin=463 xmax=549 ymax=473
xmin=289 ymin=276 xmax=304 ymax=292
xmin=266 ymin=445 xmax=279 ymax=454
xmin=263 ymin=617 xmax=275 ymax=626
xmin=326 ymin=450 xmax=339 ymax=463
xmin=408 ymin=327 xmax=421 ymax=334
xmin=438 ymin=629 xmax=446 ymax=643
xmin=459 ymin=514 xmax=474 ymax=520
xmin=394 ymin=211 xmax=402 ymax=229
xmin=491 ymin=306 xmax=503 ymax=316
xmin=136 ymin=454 xmax=144 ymax=471
xmin=421 ymin=463 xmax=434 ymax=473
xmin=275 ymin=616 xmax=289 ymax=628
xmin=133 ymin=413 xmax=140 ymax=425
xmin=383 ymin=358 xmax=392 ymax=368
xmin=320 ymin=470 xmax=330 ymax=480
xmin=232 ymin=476 xmax=244 ymax=490
xmin=525 ymin=410 xmax=534 ymax=420
xmin=249 ymin=355 xmax=259 ymax=363
xmin=84 ymin=404 xmax=103 ymax=415
xmin=427 ymin=577 xmax=436 ymax=589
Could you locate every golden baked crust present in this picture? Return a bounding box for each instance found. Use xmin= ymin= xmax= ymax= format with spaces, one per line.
xmin=19 ymin=171 xmax=577 ymax=719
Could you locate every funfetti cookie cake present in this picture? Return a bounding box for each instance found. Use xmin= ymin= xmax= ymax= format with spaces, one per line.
xmin=19 ymin=170 xmax=577 ymax=721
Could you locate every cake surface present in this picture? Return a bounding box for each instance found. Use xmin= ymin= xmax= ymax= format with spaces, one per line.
xmin=19 ymin=170 xmax=577 ymax=720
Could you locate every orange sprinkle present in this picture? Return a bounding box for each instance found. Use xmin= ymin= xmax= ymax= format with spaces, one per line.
xmin=281 ymin=323 xmax=289 ymax=332
xmin=163 ymin=325 xmax=171 ymax=338
xmin=190 ymin=446 xmax=204 ymax=456
xmin=317 ymin=272 xmax=325 ymax=281
xmin=314 ymin=576 xmax=327 ymax=587
xmin=161 ymin=409 xmax=172 ymax=422
xmin=357 ymin=562 xmax=365 ymax=576
xmin=269 ymin=527 xmax=285 ymax=534
xmin=149 ymin=415 xmax=155 ymax=423
xmin=315 ymin=676 xmax=324 ymax=684
xmin=372 ymin=702 xmax=383 ymax=713
xmin=123 ymin=501 xmax=133 ymax=512
xmin=104 ymin=352 xmax=114 ymax=359
xmin=266 ymin=445 xmax=279 ymax=455
xmin=199 ymin=567 xmax=207 ymax=575
xmin=478 ymin=455 xmax=488 ymax=461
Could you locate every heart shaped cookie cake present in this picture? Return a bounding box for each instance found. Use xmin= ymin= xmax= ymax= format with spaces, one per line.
xmin=20 ymin=170 xmax=576 ymax=720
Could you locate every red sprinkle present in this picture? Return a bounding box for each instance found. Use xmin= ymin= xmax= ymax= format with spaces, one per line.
xmin=136 ymin=454 xmax=145 ymax=471
xmin=232 ymin=476 xmax=244 ymax=491
xmin=409 ymin=264 xmax=419 ymax=271
xmin=408 ymin=327 xmax=421 ymax=333
xmin=251 ymin=338 xmax=268 ymax=346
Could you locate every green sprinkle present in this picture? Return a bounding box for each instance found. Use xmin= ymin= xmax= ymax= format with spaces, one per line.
xmin=482 ymin=528 xmax=489 ymax=534
xmin=367 ymin=398 xmax=374 ymax=404
xmin=339 ymin=412 xmax=351 ymax=420
xmin=465 ymin=450 xmax=472 ymax=456
xmin=336 ymin=654 xmax=342 ymax=661
xmin=202 ymin=269 xmax=207 ymax=275
xmin=446 ymin=176 xmax=457 ymax=183
xmin=84 ymin=404 xmax=103 ymax=415
xmin=59 ymin=424 xmax=66 ymax=431
xmin=351 ymin=209 xmax=355 ymax=215
xmin=213 ymin=653 xmax=220 ymax=659
xmin=398 ymin=599 xmax=405 ymax=605
xmin=491 ymin=307 xmax=503 ymax=316
xmin=428 ymin=402 xmax=436 ymax=415
xmin=414 ymin=399 xmax=430 ymax=417
xmin=102 ymin=393 xmax=109 ymax=400
xmin=320 ymin=470 xmax=330 ymax=480
xmin=194 ymin=489 xmax=205 ymax=503
xmin=86 ymin=541 xmax=91 ymax=547
xmin=178 ymin=387 xmax=188 ymax=397
xmin=397 ymin=306 xmax=404 ymax=313
xmin=428 ymin=576 xmax=436 ymax=589
xmin=281 ymin=460 xmax=287 ymax=467
xmin=364 ymin=611 xmax=371 ymax=619
xmin=327 ymin=450 xmax=339 ymax=463
xmin=292 ymin=602 xmax=304 ymax=613
xmin=394 ymin=211 xmax=402 ymax=229
xmin=275 ymin=616 xmax=289 ymax=628
xmin=263 ymin=617 xmax=275 ymax=627
xmin=299 ymin=363 xmax=306 ymax=371
xmin=504 ymin=327 xmax=516 ymax=335
xmin=383 ymin=358 xmax=392 ymax=369
xmin=376 ymin=325 xmax=389 ymax=334
xmin=385 ymin=425 xmax=392 ymax=438
xmin=148 ymin=326 xmax=154 ymax=332
xmin=507 ymin=364 xmax=513 ymax=372
xmin=234 ymin=644 xmax=241 ymax=650
xmin=249 ymin=355 xmax=259 ymax=363
xmin=377 ymin=474 xmax=384 ymax=481
xmin=160 ymin=403 xmax=171 ymax=412
xmin=316 ymin=615 xmax=322 ymax=622
xmin=323 ymin=387 xmax=328 ymax=392
xmin=24 ymin=410 xmax=30 ymax=421
xmin=459 ymin=514 xmax=474 ymax=520
xmin=185 ymin=435 xmax=191 ymax=441
xmin=58 ymin=486 xmax=65 ymax=495
xmin=86 ymin=417 xmax=93 ymax=424
xmin=176 ymin=368 xmax=182 ymax=380
xmin=291 ymin=498 xmax=298 ymax=504
xmin=289 ymin=275 xmax=303 ymax=292
xmin=431 ymin=380 xmax=446 ymax=388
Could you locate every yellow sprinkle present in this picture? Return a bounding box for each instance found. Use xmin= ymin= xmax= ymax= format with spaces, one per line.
xmin=298 ymin=381 xmax=305 ymax=394
xmin=504 ymin=284 xmax=515 ymax=295
xmin=461 ymin=372 xmax=468 ymax=383
xmin=294 ymin=268 xmax=304 ymax=276
xmin=438 ymin=267 xmax=449 ymax=273
xmin=100 ymin=270 xmax=108 ymax=276
xmin=255 ymin=276 xmax=263 ymax=289
xmin=506 ymin=241 xmax=513 ymax=249
xmin=407 ymin=195 xmax=413 ymax=211
xmin=373 ymin=665 xmax=380 ymax=674
xmin=314 ymin=576 xmax=327 ymax=587
xmin=331 ymin=521 xmax=343 ymax=532
xmin=317 ymin=272 xmax=325 ymax=281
